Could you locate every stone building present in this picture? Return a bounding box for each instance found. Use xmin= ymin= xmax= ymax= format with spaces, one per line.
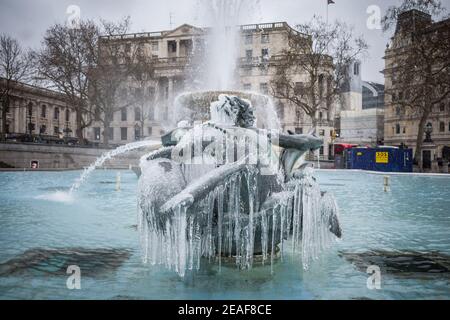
xmin=0 ymin=78 xmax=78 ymax=139
xmin=88 ymin=22 xmax=336 ymax=159
xmin=383 ymin=10 xmax=450 ymax=171
xmin=337 ymin=61 xmax=385 ymax=146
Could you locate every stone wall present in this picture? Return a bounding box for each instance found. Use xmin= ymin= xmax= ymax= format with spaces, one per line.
xmin=0 ymin=143 xmax=158 ymax=170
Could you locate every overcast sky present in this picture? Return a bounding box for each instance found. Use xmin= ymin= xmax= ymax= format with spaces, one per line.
xmin=1 ymin=0 xmax=448 ymax=83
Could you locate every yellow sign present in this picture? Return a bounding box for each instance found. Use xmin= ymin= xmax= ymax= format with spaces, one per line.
xmin=376 ymin=152 xmax=389 ymax=164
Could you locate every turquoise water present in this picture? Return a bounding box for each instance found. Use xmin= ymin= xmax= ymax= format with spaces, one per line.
xmin=0 ymin=169 xmax=449 ymax=300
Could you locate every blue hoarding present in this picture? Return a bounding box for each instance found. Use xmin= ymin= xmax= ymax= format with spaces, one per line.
xmin=345 ymin=148 xmax=413 ymax=172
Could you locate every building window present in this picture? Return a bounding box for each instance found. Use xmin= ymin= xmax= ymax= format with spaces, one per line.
xmin=245 ymin=50 xmax=253 ymax=62
xmin=319 ymin=112 xmax=323 ymax=121
xmin=353 ymin=62 xmax=360 ymax=76
xmin=395 ymin=123 xmax=401 ymax=134
xmin=54 ymin=126 xmax=59 ymax=135
xmin=148 ymin=127 xmax=153 ymax=136
xmin=439 ymin=103 xmax=445 ymax=112
xmin=242 ymin=67 xmax=252 ymax=76
xmin=108 ymin=127 xmax=114 ymax=140
xmin=135 ymin=108 xmax=141 ymax=121
xmin=39 ymin=125 xmax=46 ymax=134
xmin=121 ymin=127 xmax=127 ymax=141
xmin=261 ymin=33 xmax=269 ymax=44
xmin=403 ymin=127 xmax=406 ymax=134
xmin=151 ymin=41 xmax=159 ymax=51
xmin=320 ymin=146 xmax=324 ymax=155
xmin=121 ymin=108 xmax=127 ymax=121
xmin=440 ymin=122 xmax=445 ymax=132
xmin=124 ymin=43 xmax=131 ymax=53
xmin=260 ymin=83 xmax=269 ymax=95
xmin=65 ymin=109 xmax=70 ymax=122
xmin=244 ymin=34 xmax=253 ymax=45
xmin=41 ymin=105 xmax=47 ymax=118
xmin=94 ymin=108 xmax=101 ymax=121
xmin=243 ymin=83 xmax=252 ymax=91
xmin=261 ymin=48 xmax=269 ymax=60
xmin=319 ymin=129 xmax=325 ymax=136
xmin=54 ymin=107 xmax=59 ymax=120
xmin=148 ymin=87 xmax=155 ymax=100
xmin=168 ymin=41 xmax=177 ymax=53
xmin=94 ymin=127 xmax=101 ymax=140
xmin=148 ymin=105 xmax=155 ymax=121
xmin=295 ymin=128 xmax=303 ymax=134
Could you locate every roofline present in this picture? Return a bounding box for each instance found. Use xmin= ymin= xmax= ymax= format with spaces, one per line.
xmin=0 ymin=77 xmax=74 ymax=103
xmin=99 ymin=21 xmax=306 ymax=41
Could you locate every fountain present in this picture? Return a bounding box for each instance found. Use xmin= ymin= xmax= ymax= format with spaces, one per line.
xmin=66 ymin=0 xmax=341 ymax=278
xmin=137 ymin=93 xmax=342 ymax=277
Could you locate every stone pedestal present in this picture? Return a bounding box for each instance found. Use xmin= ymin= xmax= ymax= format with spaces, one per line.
xmin=420 ymin=143 xmax=437 ymax=172
xmin=442 ymin=161 xmax=449 ymax=174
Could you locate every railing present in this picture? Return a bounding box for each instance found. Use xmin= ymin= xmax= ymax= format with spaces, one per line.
xmin=100 ymin=31 xmax=165 ymax=41
xmin=240 ymin=22 xmax=287 ymax=31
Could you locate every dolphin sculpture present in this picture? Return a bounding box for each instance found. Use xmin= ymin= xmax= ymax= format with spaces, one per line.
xmin=137 ymin=94 xmax=342 ymax=274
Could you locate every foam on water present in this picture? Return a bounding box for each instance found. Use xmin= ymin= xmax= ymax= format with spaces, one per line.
xmin=35 ymin=191 xmax=74 ymax=204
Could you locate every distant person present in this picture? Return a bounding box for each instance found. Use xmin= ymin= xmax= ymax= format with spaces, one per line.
xmin=31 ymin=161 xmax=39 ymax=169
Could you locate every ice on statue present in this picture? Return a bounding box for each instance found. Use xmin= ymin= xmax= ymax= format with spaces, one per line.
xmin=137 ymin=93 xmax=342 ymax=277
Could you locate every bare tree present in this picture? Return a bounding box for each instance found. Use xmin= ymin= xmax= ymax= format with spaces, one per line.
xmin=0 ymin=34 xmax=33 ymax=141
xmin=271 ymin=16 xmax=368 ymax=129
xmin=87 ymin=17 xmax=141 ymax=146
xmin=127 ymin=44 xmax=156 ymax=139
xmin=34 ymin=22 xmax=98 ymax=142
xmin=383 ymin=0 xmax=450 ymax=169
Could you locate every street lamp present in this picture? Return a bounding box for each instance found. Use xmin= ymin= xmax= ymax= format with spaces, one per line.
xmin=27 ymin=102 xmax=34 ymax=136
xmin=424 ymin=122 xmax=433 ymax=142
xmin=134 ymin=123 xmax=141 ymax=141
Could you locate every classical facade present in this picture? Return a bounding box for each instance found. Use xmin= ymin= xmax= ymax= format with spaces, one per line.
xmin=87 ymin=22 xmax=336 ymax=159
xmin=0 ymin=78 xmax=78 ymax=139
xmin=383 ymin=10 xmax=450 ymax=171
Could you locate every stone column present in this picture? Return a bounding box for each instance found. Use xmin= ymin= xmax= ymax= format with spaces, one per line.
xmin=431 ymin=160 xmax=439 ymax=173
xmin=14 ymin=100 xmax=20 ymax=133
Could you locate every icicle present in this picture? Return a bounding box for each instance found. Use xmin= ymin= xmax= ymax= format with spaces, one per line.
xmin=270 ymin=206 xmax=278 ymax=274
xmin=234 ymin=174 xmax=241 ymax=267
xmin=260 ymin=209 xmax=268 ymax=264
xmin=217 ymin=186 xmax=224 ymax=271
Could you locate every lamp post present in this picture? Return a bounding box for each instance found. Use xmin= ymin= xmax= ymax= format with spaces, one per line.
xmin=424 ymin=122 xmax=433 ymax=143
xmin=27 ymin=102 xmax=33 ymax=136
xmin=134 ymin=123 xmax=141 ymax=141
